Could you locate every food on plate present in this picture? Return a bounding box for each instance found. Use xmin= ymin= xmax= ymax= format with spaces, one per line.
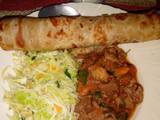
xmin=75 ymin=46 xmax=143 ymax=120
xmin=0 ymin=11 xmax=151 ymax=119
xmin=1 ymin=46 xmax=144 ymax=120
xmin=0 ymin=13 xmax=160 ymax=50
xmin=2 ymin=51 xmax=79 ymax=120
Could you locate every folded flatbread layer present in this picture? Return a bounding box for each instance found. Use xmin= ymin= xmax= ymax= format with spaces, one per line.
xmin=0 ymin=13 xmax=160 ymax=50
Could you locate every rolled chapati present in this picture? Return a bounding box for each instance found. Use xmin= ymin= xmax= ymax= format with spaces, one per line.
xmin=0 ymin=13 xmax=160 ymax=51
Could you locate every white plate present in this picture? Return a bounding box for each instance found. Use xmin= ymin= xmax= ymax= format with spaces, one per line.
xmin=1 ymin=3 xmax=160 ymax=120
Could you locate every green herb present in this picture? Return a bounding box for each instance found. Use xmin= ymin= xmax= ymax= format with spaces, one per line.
xmin=31 ymin=56 xmax=36 ymax=60
xmin=126 ymin=49 xmax=131 ymax=54
xmin=107 ymin=70 xmax=115 ymax=75
xmin=99 ymin=102 xmax=106 ymax=108
xmin=107 ymin=106 xmax=113 ymax=112
xmin=32 ymin=111 xmax=34 ymax=115
xmin=95 ymin=91 xmax=102 ymax=98
xmin=78 ymin=70 xmax=88 ymax=85
xmin=99 ymin=102 xmax=113 ymax=112
xmin=55 ymin=81 xmax=60 ymax=88
xmin=64 ymin=69 xmax=71 ymax=79
xmin=25 ymin=51 xmax=29 ymax=55
xmin=119 ymin=98 xmax=125 ymax=109
xmin=21 ymin=117 xmax=25 ymax=120
xmin=117 ymin=112 xmax=128 ymax=120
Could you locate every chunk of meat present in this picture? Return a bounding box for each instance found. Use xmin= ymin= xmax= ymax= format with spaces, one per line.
xmin=78 ymin=81 xmax=96 ymax=96
xmin=104 ymin=113 xmax=117 ymax=120
xmin=119 ymin=75 xmax=130 ymax=86
xmin=124 ymin=96 xmax=134 ymax=110
xmin=81 ymin=52 xmax=102 ymax=69
xmin=89 ymin=65 xmax=109 ymax=82
xmin=128 ymin=64 xmax=137 ymax=78
xmin=115 ymin=67 xmax=129 ymax=76
xmin=99 ymin=81 xmax=118 ymax=97
xmin=75 ymin=96 xmax=92 ymax=113
xmin=75 ymin=96 xmax=104 ymax=120
xmin=131 ymin=83 xmax=144 ymax=103
xmin=88 ymin=109 xmax=104 ymax=120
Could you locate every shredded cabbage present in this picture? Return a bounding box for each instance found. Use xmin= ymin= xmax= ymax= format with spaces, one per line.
xmin=2 ymin=50 xmax=79 ymax=120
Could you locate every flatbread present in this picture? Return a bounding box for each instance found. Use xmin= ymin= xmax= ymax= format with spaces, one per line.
xmin=0 ymin=13 xmax=160 ymax=51
xmin=70 ymin=45 xmax=104 ymax=57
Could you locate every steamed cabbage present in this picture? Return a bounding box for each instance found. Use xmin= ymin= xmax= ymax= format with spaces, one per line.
xmin=2 ymin=50 xmax=79 ymax=120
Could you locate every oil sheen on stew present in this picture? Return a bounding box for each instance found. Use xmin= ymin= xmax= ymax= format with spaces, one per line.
xmin=75 ymin=46 xmax=143 ymax=120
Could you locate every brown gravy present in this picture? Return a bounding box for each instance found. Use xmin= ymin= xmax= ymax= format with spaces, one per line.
xmin=75 ymin=46 xmax=143 ymax=120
